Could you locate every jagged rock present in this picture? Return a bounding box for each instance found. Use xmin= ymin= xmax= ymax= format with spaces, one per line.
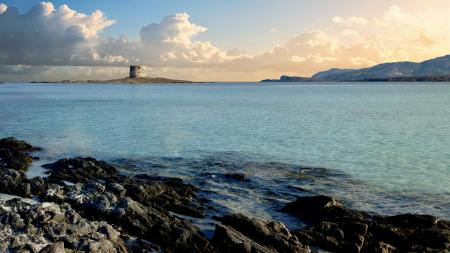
xmin=43 ymin=157 xmax=118 ymax=183
xmin=213 ymin=224 xmax=276 ymax=253
xmin=39 ymin=242 xmax=65 ymax=253
xmin=282 ymin=195 xmax=367 ymax=224
xmin=0 ymin=138 xmax=42 ymax=198
xmin=284 ymin=196 xmax=450 ymax=253
xmin=41 ymin=169 xmax=214 ymax=252
xmin=0 ymin=199 xmax=127 ymax=253
xmin=43 ymin=158 xmax=205 ymax=219
xmin=0 ymin=137 xmax=41 ymax=172
xmin=0 ymin=168 xmax=32 ymax=197
xmin=2 ymin=138 xmax=449 ymax=253
xmin=213 ymin=214 xmax=309 ymax=253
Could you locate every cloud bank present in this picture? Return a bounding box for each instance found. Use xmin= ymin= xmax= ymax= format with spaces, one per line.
xmin=0 ymin=2 xmax=449 ymax=81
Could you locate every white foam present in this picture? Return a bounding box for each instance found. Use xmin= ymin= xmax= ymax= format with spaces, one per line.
xmin=26 ymin=159 xmax=49 ymax=179
xmin=0 ymin=193 xmax=38 ymax=205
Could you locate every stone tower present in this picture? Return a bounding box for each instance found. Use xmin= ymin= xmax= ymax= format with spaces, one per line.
xmin=129 ymin=65 xmax=147 ymax=78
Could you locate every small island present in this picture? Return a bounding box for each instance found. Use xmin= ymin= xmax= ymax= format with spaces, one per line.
xmin=31 ymin=65 xmax=192 ymax=84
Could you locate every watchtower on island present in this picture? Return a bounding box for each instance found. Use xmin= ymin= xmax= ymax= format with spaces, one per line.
xmin=129 ymin=65 xmax=147 ymax=78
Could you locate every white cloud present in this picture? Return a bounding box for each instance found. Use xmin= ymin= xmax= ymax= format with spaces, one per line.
xmin=0 ymin=3 xmax=7 ymax=14
xmin=290 ymin=55 xmax=306 ymax=63
xmin=270 ymin=28 xmax=278 ymax=33
xmin=332 ymin=16 xmax=368 ymax=26
xmin=0 ymin=2 xmax=115 ymax=66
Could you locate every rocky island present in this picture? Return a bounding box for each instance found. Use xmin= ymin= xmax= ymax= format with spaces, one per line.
xmin=0 ymin=137 xmax=449 ymax=252
xmin=30 ymin=65 xmax=192 ymax=84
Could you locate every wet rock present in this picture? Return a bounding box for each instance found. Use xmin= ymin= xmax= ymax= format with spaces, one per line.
xmin=213 ymin=224 xmax=275 ymax=253
xmin=43 ymin=157 xmax=118 ymax=183
xmin=42 ymin=177 xmax=215 ymax=253
xmin=0 ymin=138 xmax=42 ymax=198
xmin=214 ymin=214 xmax=309 ymax=253
xmin=0 ymin=137 xmax=41 ymax=172
xmin=284 ymin=196 xmax=450 ymax=253
xmin=43 ymin=158 xmax=205 ymax=219
xmin=224 ymin=173 xmax=247 ymax=181
xmin=282 ymin=195 xmax=367 ymax=224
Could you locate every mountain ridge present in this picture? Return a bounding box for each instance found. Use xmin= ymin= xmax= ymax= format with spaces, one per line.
xmin=262 ymin=55 xmax=450 ymax=82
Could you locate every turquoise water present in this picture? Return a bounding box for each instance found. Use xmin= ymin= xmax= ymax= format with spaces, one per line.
xmin=0 ymin=83 xmax=449 ymax=220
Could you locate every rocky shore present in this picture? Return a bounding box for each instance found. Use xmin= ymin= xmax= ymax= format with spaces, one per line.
xmin=0 ymin=137 xmax=449 ymax=252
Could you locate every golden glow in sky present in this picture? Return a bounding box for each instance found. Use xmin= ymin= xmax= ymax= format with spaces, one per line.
xmin=0 ymin=0 xmax=449 ymax=81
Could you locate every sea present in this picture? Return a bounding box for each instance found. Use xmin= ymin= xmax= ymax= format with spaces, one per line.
xmin=1 ymin=82 xmax=449 ymax=228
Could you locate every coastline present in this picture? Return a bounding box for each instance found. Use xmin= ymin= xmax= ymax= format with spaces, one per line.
xmin=1 ymin=137 xmax=449 ymax=252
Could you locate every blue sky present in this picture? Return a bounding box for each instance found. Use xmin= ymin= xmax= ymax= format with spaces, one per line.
xmin=0 ymin=0 xmax=411 ymax=53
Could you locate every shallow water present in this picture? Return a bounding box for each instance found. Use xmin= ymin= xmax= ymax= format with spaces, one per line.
xmin=0 ymin=83 xmax=449 ymax=220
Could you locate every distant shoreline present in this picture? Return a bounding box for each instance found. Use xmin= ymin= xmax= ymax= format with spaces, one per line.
xmin=261 ymin=76 xmax=450 ymax=83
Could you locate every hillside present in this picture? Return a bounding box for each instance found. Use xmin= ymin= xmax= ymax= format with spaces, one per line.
xmin=262 ymin=55 xmax=450 ymax=82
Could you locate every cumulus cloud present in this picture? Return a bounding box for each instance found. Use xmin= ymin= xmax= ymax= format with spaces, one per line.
xmin=0 ymin=2 xmax=115 ymax=66
xmin=95 ymin=12 xmax=250 ymax=69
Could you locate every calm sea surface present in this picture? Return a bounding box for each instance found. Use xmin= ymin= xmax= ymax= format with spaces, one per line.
xmin=1 ymin=83 xmax=449 ymax=222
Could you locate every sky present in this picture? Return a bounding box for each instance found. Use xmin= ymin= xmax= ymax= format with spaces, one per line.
xmin=0 ymin=0 xmax=450 ymax=82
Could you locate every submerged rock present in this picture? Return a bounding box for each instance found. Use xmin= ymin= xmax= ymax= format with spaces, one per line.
xmin=224 ymin=173 xmax=247 ymax=181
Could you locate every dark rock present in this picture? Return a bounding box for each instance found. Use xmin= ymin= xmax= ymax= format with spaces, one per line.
xmin=39 ymin=242 xmax=65 ymax=253
xmin=224 ymin=173 xmax=247 ymax=181
xmin=0 ymin=168 xmax=30 ymax=197
xmin=282 ymin=195 xmax=367 ymax=224
xmin=0 ymin=137 xmax=40 ymax=172
xmin=372 ymin=242 xmax=396 ymax=253
xmin=167 ymin=203 xmax=205 ymax=218
xmin=43 ymin=157 xmax=117 ymax=183
xmin=215 ymin=213 xmax=309 ymax=253
xmin=285 ymin=196 xmax=450 ymax=253
xmin=0 ymin=138 xmax=42 ymax=197
xmin=213 ymin=224 xmax=275 ymax=253
xmin=43 ymin=180 xmax=215 ymax=253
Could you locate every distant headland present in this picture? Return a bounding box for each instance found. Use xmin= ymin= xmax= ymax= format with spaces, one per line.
xmin=30 ymin=65 xmax=192 ymax=84
xmin=262 ymin=55 xmax=450 ymax=82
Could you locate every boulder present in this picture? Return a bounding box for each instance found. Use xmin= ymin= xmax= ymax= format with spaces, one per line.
xmin=0 ymin=137 xmax=40 ymax=172
xmin=213 ymin=224 xmax=276 ymax=253
xmin=284 ymin=196 xmax=450 ymax=253
xmin=43 ymin=157 xmax=118 ymax=183
xmin=282 ymin=195 xmax=367 ymax=224
xmin=214 ymin=214 xmax=309 ymax=253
